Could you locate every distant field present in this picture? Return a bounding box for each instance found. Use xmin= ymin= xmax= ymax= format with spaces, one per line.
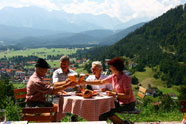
xmin=0 ymin=48 xmax=81 ymax=59
xmin=13 ymin=83 xmax=26 ymax=89
xmin=134 ymin=67 xmax=179 ymax=95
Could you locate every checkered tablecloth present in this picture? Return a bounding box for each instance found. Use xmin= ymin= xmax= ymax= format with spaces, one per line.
xmin=57 ymin=94 xmax=115 ymax=121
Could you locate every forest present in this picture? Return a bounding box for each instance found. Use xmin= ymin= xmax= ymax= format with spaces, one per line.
xmin=75 ymin=4 xmax=186 ymax=87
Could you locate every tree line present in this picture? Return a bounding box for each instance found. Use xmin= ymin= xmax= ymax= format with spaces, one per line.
xmin=74 ymin=4 xmax=186 ymax=87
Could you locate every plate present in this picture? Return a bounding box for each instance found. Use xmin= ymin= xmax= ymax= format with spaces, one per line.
xmin=75 ymin=92 xmax=99 ymax=96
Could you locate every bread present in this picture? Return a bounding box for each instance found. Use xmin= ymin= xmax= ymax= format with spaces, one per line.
xmin=82 ymin=90 xmax=93 ymax=98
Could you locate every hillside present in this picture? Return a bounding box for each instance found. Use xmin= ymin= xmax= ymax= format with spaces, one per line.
xmin=3 ymin=24 xmax=141 ymax=48
xmin=13 ymin=29 xmax=114 ymax=48
xmin=0 ymin=25 xmax=60 ymax=45
xmin=99 ymin=22 xmax=145 ymax=45
xmin=78 ymin=4 xmax=186 ymax=87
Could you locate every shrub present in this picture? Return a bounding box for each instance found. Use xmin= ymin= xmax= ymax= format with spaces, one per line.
xmin=159 ymin=94 xmax=178 ymax=112
xmin=5 ymin=97 xmax=20 ymax=121
xmin=131 ymin=76 xmax=139 ymax=85
xmin=0 ymin=80 xmax=19 ymax=121
xmin=177 ymin=77 xmax=186 ymax=100
xmin=0 ymin=79 xmax=14 ymax=109
xmin=143 ymin=96 xmax=154 ymax=107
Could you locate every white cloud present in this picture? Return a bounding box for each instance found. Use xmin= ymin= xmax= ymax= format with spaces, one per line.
xmin=19 ymin=0 xmax=59 ymax=11
xmin=0 ymin=0 xmax=183 ymax=22
xmin=62 ymin=0 xmax=182 ymax=22
xmin=0 ymin=0 xmax=59 ymax=10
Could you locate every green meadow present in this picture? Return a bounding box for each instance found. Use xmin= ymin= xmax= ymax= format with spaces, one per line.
xmin=0 ymin=48 xmax=80 ymax=59
xmin=134 ymin=67 xmax=179 ymax=95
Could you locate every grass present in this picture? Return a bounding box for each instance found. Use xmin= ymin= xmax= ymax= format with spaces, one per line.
xmin=0 ymin=48 xmax=80 ymax=59
xmin=0 ymin=48 xmax=83 ymax=68
xmin=134 ymin=67 xmax=166 ymax=88
xmin=133 ymin=67 xmax=179 ymax=95
xmin=13 ymin=83 xmax=26 ymax=89
xmin=47 ymin=60 xmax=60 ymax=68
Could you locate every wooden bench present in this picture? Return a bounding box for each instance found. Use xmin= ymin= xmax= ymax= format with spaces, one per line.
xmin=22 ymin=107 xmax=57 ymax=122
xmin=13 ymin=88 xmax=57 ymax=122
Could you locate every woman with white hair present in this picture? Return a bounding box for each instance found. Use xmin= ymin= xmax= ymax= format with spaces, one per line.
xmin=86 ymin=61 xmax=112 ymax=91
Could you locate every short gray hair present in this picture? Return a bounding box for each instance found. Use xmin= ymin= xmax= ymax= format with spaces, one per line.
xmin=92 ymin=61 xmax=102 ymax=70
xmin=60 ymin=56 xmax=69 ymax=62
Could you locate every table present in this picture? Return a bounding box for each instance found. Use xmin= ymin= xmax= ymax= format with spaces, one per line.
xmin=55 ymin=93 xmax=115 ymax=121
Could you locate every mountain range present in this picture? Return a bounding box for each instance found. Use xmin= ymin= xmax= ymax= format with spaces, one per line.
xmin=0 ymin=23 xmax=145 ymax=47
xmin=0 ymin=6 xmax=146 ymax=47
xmin=0 ymin=6 xmax=123 ymax=32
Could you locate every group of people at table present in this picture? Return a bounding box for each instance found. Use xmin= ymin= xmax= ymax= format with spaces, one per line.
xmin=25 ymin=56 xmax=136 ymax=124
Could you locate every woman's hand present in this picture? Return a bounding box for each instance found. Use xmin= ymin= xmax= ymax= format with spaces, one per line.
xmin=78 ymin=80 xmax=86 ymax=85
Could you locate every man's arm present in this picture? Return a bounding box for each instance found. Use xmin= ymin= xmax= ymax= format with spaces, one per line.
xmin=52 ymin=80 xmax=76 ymax=94
xmin=53 ymin=80 xmax=67 ymax=86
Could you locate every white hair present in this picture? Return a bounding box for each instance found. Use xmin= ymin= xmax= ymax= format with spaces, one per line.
xmin=92 ymin=61 xmax=102 ymax=70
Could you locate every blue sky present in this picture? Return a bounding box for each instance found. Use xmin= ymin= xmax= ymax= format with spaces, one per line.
xmin=0 ymin=0 xmax=185 ymax=23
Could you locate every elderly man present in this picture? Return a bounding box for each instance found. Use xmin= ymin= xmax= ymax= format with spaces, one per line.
xmin=52 ymin=56 xmax=77 ymax=92
xmin=86 ymin=61 xmax=112 ymax=91
xmin=26 ymin=58 xmax=77 ymax=107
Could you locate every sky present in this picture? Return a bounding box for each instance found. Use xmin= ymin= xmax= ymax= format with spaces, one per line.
xmin=0 ymin=0 xmax=185 ymax=23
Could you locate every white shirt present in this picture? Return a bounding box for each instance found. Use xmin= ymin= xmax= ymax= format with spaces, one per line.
xmin=86 ymin=73 xmax=112 ymax=90
xmin=52 ymin=68 xmax=76 ymax=83
xmin=52 ymin=68 xmax=76 ymax=91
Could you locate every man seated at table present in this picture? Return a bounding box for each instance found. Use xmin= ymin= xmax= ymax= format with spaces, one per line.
xmin=86 ymin=61 xmax=112 ymax=91
xmin=52 ymin=56 xmax=78 ymax=92
xmin=26 ymin=58 xmax=77 ymax=107
xmin=52 ymin=55 xmax=79 ymax=121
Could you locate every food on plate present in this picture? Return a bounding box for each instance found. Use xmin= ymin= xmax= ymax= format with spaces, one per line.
xmin=100 ymin=88 xmax=106 ymax=92
xmin=75 ymin=89 xmax=99 ymax=97
xmin=81 ymin=88 xmax=86 ymax=93
xmin=75 ymin=91 xmax=82 ymax=96
xmin=82 ymin=90 xmax=93 ymax=98
xmin=92 ymin=90 xmax=98 ymax=95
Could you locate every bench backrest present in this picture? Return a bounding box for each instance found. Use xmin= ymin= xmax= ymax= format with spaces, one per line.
xmin=136 ymin=86 xmax=147 ymax=104
xmin=22 ymin=107 xmax=57 ymax=122
xmin=13 ymin=88 xmax=27 ymax=108
xmin=137 ymin=86 xmax=147 ymax=99
xmin=14 ymin=88 xmax=27 ymax=100
xmin=13 ymin=88 xmax=57 ymax=122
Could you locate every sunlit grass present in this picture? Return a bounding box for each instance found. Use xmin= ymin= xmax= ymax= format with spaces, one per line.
xmin=0 ymin=48 xmax=80 ymax=59
xmin=133 ymin=67 xmax=178 ymax=95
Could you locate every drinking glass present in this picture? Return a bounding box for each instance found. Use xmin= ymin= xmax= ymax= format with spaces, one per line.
xmin=79 ymin=73 xmax=85 ymax=81
xmin=68 ymin=73 xmax=77 ymax=82
xmin=0 ymin=109 xmax=6 ymax=123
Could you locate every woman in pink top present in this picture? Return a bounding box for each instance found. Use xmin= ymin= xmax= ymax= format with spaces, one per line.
xmin=82 ymin=57 xmax=136 ymax=124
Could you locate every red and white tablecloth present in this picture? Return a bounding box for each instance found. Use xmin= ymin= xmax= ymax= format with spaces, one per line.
xmin=56 ymin=94 xmax=115 ymax=121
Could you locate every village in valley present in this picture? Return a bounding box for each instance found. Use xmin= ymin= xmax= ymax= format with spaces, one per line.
xmin=0 ymin=57 xmax=87 ymax=84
